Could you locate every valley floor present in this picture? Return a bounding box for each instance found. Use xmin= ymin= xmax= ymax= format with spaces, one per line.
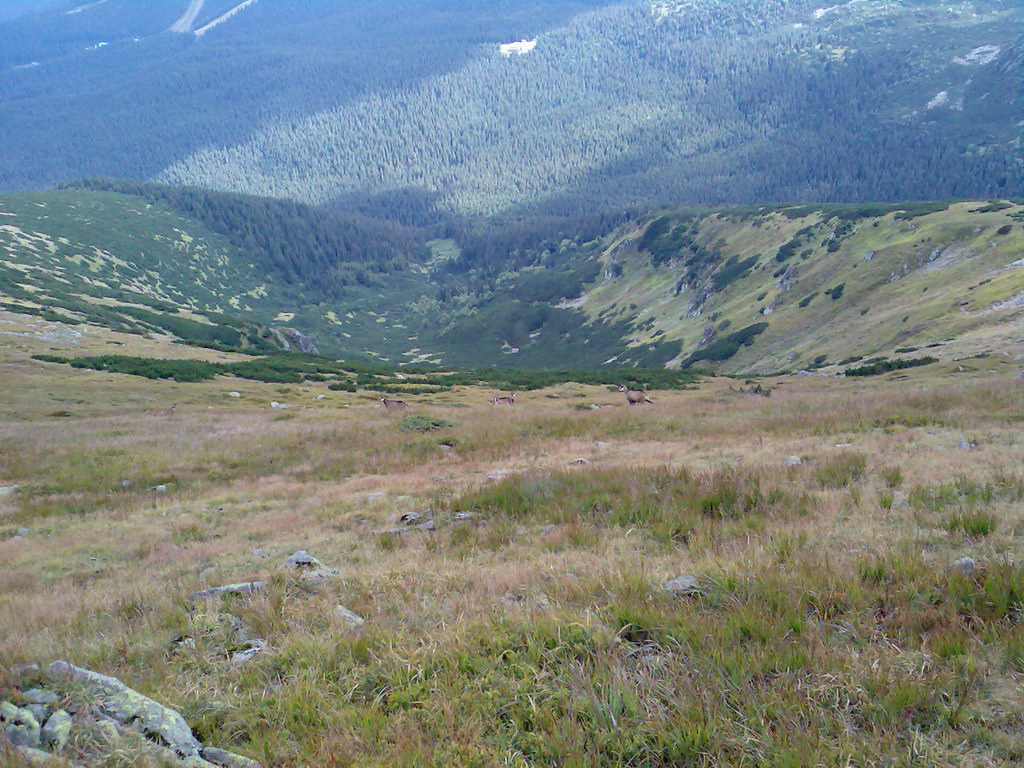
xmin=1 ymin=315 xmax=1024 ymax=766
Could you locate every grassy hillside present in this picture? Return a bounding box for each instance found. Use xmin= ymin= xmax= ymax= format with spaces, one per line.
xmin=1 ymin=311 xmax=1024 ymax=766
xmin=576 ymin=200 xmax=1024 ymax=373
xmin=2 ymin=188 xmax=1022 ymax=371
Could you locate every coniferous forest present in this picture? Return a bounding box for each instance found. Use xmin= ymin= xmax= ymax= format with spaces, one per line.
xmin=0 ymin=0 xmax=1019 ymax=227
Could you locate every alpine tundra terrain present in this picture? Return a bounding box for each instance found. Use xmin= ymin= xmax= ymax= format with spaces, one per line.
xmin=1 ymin=184 xmax=1022 ymax=370
xmin=0 ymin=296 xmax=1023 ymax=767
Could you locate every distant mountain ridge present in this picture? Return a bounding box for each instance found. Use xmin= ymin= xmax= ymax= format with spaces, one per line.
xmin=0 ymin=0 xmax=1019 ymax=220
xmin=2 ymin=186 xmax=1022 ymax=372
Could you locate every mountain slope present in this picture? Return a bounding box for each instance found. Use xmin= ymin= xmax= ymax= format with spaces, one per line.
xmin=575 ymin=201 xmax=1024 ymax=373
xmin=0 ymin=0 xmax=1019 ymax=218
xmin=2 ymin=187 xmax=1021 ymax=371
xmin=158 ymin=0 xmax=1023 ymax=216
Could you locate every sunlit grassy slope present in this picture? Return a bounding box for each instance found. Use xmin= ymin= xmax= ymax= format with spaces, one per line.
xmin=571 ymin=200 xmax=1024 ymax=372
xmin=2 ymin=190 xmax=1022 ymax=370
xmin=1 ymin=311 xmax=1024 ymax=766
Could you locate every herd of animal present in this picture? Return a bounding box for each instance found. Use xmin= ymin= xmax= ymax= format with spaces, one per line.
xmin=377 ymin=385 xmax=652 ymax=412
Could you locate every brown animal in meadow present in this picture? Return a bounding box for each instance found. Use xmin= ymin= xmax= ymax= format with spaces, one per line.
xmin=379 ymin=396 xmax=409 ymax=412
xmin=618 ymin=385 xmax=652 ymax=405
xmin=490 ymin=392 xmax=517 ymax=406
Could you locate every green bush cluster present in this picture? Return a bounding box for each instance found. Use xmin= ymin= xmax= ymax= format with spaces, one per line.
xmin=844 ymin=357 xmax=938 ymax=377
xmin=684 ymin=323 xmax=768 ymax=367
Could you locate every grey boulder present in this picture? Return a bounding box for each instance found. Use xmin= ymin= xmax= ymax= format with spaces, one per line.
xmin=21 ymin=690 xmax=59 ymax=707
xmin=283 ymin=551 xmax=339 ymax=580
xmin=662 ymin=575 xmax=702 ymax=597
xmin=948 ymin=557 xmax=980 ymax=578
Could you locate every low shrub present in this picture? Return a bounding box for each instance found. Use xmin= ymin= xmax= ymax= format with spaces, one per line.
xmin=845 ymin=357 xmax=938 ymax=377
xmin=398 ymin=415 xmax=455 ymax=432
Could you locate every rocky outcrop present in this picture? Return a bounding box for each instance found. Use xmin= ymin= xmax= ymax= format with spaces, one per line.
xmin=272 ymin=327 xmax=319 ymax=355
xmin=2 ymin=663 xmax=264 ymax=768
xmin=45 ymin=661 xmax=202 ymax=757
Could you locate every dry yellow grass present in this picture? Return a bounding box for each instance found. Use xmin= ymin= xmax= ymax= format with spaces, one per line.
xmin=1 ymin=320 xmax=1024 ymax=766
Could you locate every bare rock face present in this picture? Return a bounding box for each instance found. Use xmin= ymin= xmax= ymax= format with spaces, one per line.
xmin=272 ymin=327 xmax=319 ymax=355
xmin=45 ymin=661 xmax=202 ymax=757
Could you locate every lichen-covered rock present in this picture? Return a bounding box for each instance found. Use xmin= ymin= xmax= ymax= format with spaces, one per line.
xmin=41 ymin=709 xmax=72 ymax=750
xmin=188 ymin=582 xmax=268 ymax=604
xmin=45 ymin=661 xmax=201 ymax=757
xmin=201 ymin=746 xmax=265 ymax=768
xmin=1 ymin=701 xmax=41 ymax=749
xmin=22 ymin=690 xmax=59 ymax=707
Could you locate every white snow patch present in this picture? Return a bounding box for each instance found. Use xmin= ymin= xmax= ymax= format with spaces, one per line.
xmin=926 ymin=90 xmax=950 ymax=110
xmin=813 ymin=6 xmax=839 ymax=19
xmin=66 ymin=0 xmax=109 ymax=14
xmin=194 ymin=0 xmax=260 ymax=37
xmin=169 ymin=0 xmax=204 ymax=33
xmin=12 ymin=62 xmax=39 ymax=70
xmin=85 ymin=42 xmax=108 ymax=51
xmin=953 ymin=45 xmax=1001 ymax=66
xmin=500 ymin=39 xmax=537 ymax=56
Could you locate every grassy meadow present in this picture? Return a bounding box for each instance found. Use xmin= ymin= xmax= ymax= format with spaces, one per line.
xmin=1 ymin=312 xmax=1024 ymax=766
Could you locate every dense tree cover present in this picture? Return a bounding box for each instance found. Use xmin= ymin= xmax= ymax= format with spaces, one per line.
xmin=33 ymin=353 xmax=700 ymax=390
xmin=65 ymin=179 xmax=428 ymax=299
xmin=0 ymin=1 xmax=1018 ymax=220
xmin=0 ymin=0 xmax=607 ymax=191
xmin=156 ymin=0 xmax=1022 ymax=217
xmin=684 ymin=322 xmax=769 ymax=366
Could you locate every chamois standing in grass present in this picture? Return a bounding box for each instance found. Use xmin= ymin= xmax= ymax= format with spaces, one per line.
xmin=490 ymin=392 xmax=517 ymax=406
xmin=618 ymin=385 xmax=652 ymax=405
xmin=379 ymin=396 xmax=409 ymax=412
